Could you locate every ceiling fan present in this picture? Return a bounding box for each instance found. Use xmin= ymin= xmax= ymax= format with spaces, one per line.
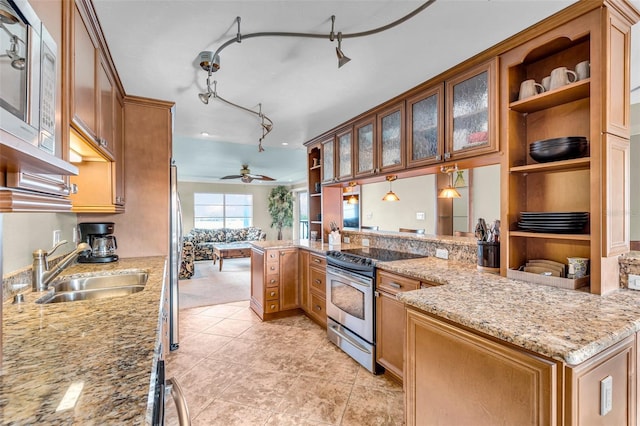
xmin=221 ymin=164 xmax=275 ymax=183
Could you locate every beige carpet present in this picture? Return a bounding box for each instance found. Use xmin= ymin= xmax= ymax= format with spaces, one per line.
xmin=178 ymin=258 xmax=250 ymax=309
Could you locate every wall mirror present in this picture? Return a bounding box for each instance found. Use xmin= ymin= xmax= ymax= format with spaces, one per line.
xmin=355 ymin=164 xmax=500 ymax=235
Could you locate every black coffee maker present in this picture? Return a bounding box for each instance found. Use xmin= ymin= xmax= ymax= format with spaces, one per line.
xmin=78 ymin=222 xmax=118 ymax=263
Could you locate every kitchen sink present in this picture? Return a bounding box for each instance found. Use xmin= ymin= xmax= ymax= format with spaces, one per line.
xmin=35 ymin=272 xmax=148 ymax=304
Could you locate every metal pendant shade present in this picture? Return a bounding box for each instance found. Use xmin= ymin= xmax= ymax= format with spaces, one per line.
xmin=336 ymin=33 xmax=351 ymax=68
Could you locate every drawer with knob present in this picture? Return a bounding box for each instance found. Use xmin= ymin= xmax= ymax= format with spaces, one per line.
xmin=377 ymin=270 xmax=420 ymax=295
xmin=308 ymin=292 xmax=326 ymax=326
xmin=265 ymin=301 xmax=280 ymax=313
xmin=266 ymin=287 xmax=279 ymax=301
xmin=309 ymin=253 xmax=326 ymax=268
xmin=266 ymin=274 xmax=280 ymax=287
xmin=309 ymin=267 xmax=326 ymax=296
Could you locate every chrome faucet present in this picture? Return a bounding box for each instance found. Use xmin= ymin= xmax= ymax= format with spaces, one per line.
xmin=32 ymin=241 xmax=92 ymax=292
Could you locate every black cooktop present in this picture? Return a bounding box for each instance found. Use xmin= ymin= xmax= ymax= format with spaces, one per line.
xmin=332 ymin=248 xmax=427 ymax=262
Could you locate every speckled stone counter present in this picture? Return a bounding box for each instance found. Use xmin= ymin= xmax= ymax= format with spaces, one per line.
xmin=619 ymin=250 xmax=640 ymax=288
xmin=388 ymin=257 xmax=640 ymax=365
xmin=1 ymin=256 xmax=167 ymax=425
xmin=250 ymin=239 xmax=360 ymax=255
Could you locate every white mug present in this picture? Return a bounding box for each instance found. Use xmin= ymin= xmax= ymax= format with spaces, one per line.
xmin=518 ymin=79 xmax=545 ymax=100
xmin=541 ymin=76 xmax=551 ymax=91
xmin=549 ymin=66 xmax=578 ymax=90
xmin=575 ymin=60 xmax=590 ymax=80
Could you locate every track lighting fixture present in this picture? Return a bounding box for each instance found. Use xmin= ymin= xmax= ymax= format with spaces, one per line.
xmin=335 ymin=32 xmax=350 ymax=68
xmin=195 ymin=0 xmax=436 ymax=147
xmin=198 ymin=77 xmax=274 ymax=152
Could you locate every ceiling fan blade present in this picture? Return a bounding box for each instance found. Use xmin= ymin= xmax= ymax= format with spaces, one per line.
xmin=221 ymin=174 xmax=243 ymax=179
xmin=254 ymin=175 xmax=275 ymax=181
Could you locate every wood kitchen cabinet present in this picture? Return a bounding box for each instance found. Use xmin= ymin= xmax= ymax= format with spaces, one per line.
xmin=405 ymin=306 xmax=636 ymax=426
xmin=67 ymin=0 xmax=125 ymax=212
xmin=321 ymin=126 xmax=354 ymax=184
xmin=375 ymin=270 xmax=420 ymax=382
xmin=251 ymin=248 xmax=299 ymax=319
xmin=500 ymin=4 xmax=636 ymax=294
xmin=306 ymin=252 xmax=327 ymax=327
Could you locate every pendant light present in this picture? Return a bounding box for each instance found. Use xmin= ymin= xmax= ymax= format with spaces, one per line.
xmin=438 ymin=165 xmax=462 ymax=199
xmin=382 ymin=175 xmax=400 ymax=201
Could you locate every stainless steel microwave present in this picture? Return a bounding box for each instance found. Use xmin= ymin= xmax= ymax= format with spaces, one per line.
xmin=0 ymin=0 xmax=56 ymax=155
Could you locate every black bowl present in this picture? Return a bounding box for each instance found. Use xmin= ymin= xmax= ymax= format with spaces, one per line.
xmin=529 ymin=141 xmax=589 ymax=163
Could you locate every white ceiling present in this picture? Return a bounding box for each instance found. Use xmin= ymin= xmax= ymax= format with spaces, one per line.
xmin=92 ymin=0 xmax=640 ymax=185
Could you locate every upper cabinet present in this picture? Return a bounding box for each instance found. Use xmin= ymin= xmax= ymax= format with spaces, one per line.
xmin=336 ymin=126 xmax=353 ymax=181
xmin=406 ymin=83 xmax=444 ymax=168
xmin=70 ymin=0 xmax=116 ymax=161
xmin=67 ymin=0 xmax=125 ymax=212
xmin=446 ymin=59 xmax=498 ymax=161
xmin=352 ymin=101 xmax=406 ymax=179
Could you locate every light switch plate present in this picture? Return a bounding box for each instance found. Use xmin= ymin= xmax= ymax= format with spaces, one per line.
xmin=362 ymin=239 xmax=370 ymax=247
xmin=343 ymin=236 xmax=350 ymax=244
xmin=629 ymin=274 xmax=640 ymax=290
xmin=416 ymin=212 xmax=425 ymax=220
xmin=600 ymin=375 xmax=613 ymax=416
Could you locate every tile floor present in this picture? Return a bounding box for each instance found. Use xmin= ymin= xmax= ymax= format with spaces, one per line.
xmin=165 ymin=301 xmax=404 ymax=425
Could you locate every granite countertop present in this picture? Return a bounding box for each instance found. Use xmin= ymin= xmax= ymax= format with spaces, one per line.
xmin=0 ymin=256 xmax=167 ymax=425
xmin=387 ymin=257 xmax=640 ymax=365
xmin=250 ymin=239 xmax=360 ymax=255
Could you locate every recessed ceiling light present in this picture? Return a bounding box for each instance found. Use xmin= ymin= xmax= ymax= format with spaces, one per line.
xmin=200 ymin=131 xmax=210 ymax=136
xmin=281 ymin=142 xmax=288 ymax=146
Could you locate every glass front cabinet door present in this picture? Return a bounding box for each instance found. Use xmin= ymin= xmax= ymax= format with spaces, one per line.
xmin=336 ymin=126 xmax=353 ymax=181
xmin=376 ymin=101 xmax=406 ymax=173
xmin=354 ymin=116 xmax=376 ymax=178
xmin=406 ymin=83 xmax=444 ymax=168
xmin=321 ymin=137 xmax=335 ymax=183
xmin=445 ymin=59 xmax=498 ymax=160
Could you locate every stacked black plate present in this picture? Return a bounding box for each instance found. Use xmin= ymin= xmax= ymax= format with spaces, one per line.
xmin=529 ymin=136 xmax=588 ymax=163
xmin=518 ymin=212 xmax=589 ymax=233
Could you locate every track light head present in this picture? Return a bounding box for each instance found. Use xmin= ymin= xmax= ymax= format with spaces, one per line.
xmin=198 ymin=92 xmax=211 ymax=104
xmin=336 ymin=33 xmax=351 ymax=68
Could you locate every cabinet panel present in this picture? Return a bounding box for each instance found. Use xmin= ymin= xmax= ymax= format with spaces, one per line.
xmin=309 ymin=267 xmax=326 ymax=296
xmin=604 ymin=10 xmax=632 ymax=137
xmin=279 ymin=249 xmax=299 ymax=311
xmin=97 ymin=56 xmax=115 ymax=158
xmin=307 ymin=291 xmax=327 ymax=327
xmin=406 ymin=83 xmax=444 ymax=167
xmin=71 ymin=2 xmax=97 ymax=141
xmin=378 ymin=270 xmax=420 ymax=295
xmin=375 ymin=290 xmax=405 ymax=381
xmin=298 ymin=249 xmax=309 ymax=312
xmin=603 ymin=133 xmax=630 ymax=256
xmin=405 ymin=308 xmax=558 ymax=426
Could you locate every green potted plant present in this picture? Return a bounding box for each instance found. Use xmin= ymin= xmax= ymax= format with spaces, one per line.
xmin=268 ymin=185 xmax=293 ymax=240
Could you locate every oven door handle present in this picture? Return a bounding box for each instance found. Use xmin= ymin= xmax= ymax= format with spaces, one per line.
xmin=326 ymin=265 xmax=372 ymax=288
xmin=166 ymin=377 xmax=191 ymax=425
xmin=328 ymin=324 xmax=373 ymax=355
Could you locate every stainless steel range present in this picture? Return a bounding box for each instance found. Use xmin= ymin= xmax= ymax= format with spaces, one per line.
xmin=325 ymin=248 xmax=427 ymax=373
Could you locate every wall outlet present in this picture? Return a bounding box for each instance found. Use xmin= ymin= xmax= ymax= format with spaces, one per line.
xmin=343 ymin=236 xmax=350 ymax=244
xmin=416 ymin=212 xmax=425 ymax=220
xmin=362 ymin=238 xmax=370 ymax=247
xmin=366 ymin=212 xmax=373 ymax=220
xmin=629 ymin=274 xmax=640 ymax=290
xmin=53 ymin=230 xmax=61 ymax=246
xmin=435 ymin=248 xmax=449 ymax=260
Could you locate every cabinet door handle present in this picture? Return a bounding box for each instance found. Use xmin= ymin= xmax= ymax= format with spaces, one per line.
xmin=270 ymin=279 xmax=276 ymax=284
xmin=436 ymin=154 xmax=442 ymax=161
xmin=388 ymin=282 xmax=402 ymax=289
xmin=444 ymin=152 xmax=451 ymax=159
xmin=314 ymin=279 xmax=322 ymax=285
xmin=313 ymin=258 xmax=321 ymax=263
xmin=280 ymin=252 xmax=285 ymax=256
xmin=269 ymin=291 xmax=276 ymax=297
xmin=270 ymin=266 xmax=276 ymax=271
xmin=314 ymin=304 xmax=322 ymax=311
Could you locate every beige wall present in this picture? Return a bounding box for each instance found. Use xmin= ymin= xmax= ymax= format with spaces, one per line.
xmin=361 ymin=175 xmax=437 ymax=233
xmin=471 ymin=164 xmax=501 ymax=227
xmin=178 ymin=181 xmax=297 ymax=241
xmin=2 ymin=213 xmax=78 ymax=274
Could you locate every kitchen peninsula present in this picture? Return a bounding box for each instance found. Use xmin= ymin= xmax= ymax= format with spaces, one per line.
xmin=0 ymin=257 xmax=167 ymax=424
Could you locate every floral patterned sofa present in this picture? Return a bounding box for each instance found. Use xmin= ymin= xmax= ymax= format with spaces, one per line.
xmin=179 ymin=227 xmax=266 ymax=279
